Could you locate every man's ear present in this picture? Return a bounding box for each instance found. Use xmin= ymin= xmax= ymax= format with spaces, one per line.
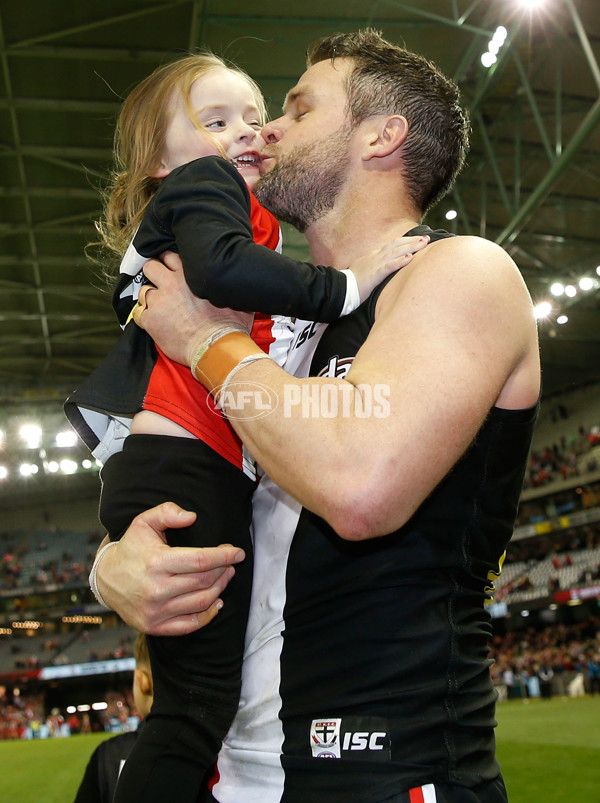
xmin=135 ymin=667 xmax=153 ymax=697
xmin=362 ymin=115 xmax=409 ymax=161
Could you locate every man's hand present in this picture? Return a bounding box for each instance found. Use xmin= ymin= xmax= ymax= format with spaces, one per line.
xmin=95 ymin=502 xmax=246 ymax=636
xmin=133 ymin=251 xmax=254 ymax=367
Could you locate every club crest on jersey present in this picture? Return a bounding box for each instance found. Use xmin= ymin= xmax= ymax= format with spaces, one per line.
xmin=310 ymin=716 xmax=391 ymax=761
xmin=317 ymin=355 xmax=354 ymax=380
xmin=310 ymin=718 xmax=342 ymax=758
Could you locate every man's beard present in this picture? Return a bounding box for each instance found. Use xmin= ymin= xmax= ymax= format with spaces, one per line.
xmin=255 ymin=124 xmax=353 ymax=233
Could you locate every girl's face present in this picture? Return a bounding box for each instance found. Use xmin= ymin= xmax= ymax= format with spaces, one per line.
xmin=158 ymin=67 xmax=264 ymax=190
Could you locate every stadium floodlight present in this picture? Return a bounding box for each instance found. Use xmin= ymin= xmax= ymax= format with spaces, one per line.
xmin=0 ymin=466 xmax=7 ymax=480
xmin=19 ymin=424 xmax=42 ymax=449
xmin=19 ymin=463 xmax=38 ymax=477
xmin=564 ymin=284 xmax=577 ymax=298
xmin=59 ymin=459 xmax=78 ymax=475
xmin=518 ymin=0 xmax=545 ymax=8
xmin=56 ymin=430 xmax=78 ymax=448
xmin=579 ymin=277 xmax=595 ymax=291
xmin=533 ymin=301 xmax=552 ymax=319
xmin=550 ymin=282 xmax=564 ymax=296
xmin=445 ymin=209 xmax=458 ymax=220
xmin=556 ymin=315 xmax=568 ymax=325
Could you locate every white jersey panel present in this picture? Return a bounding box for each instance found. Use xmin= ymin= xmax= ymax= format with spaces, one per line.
xmin=211 ymin=319 xmax=327 ymax=802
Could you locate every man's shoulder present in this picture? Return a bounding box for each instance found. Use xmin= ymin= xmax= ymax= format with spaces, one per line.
xmin=387 ymin=233 xmax=520 ymax=294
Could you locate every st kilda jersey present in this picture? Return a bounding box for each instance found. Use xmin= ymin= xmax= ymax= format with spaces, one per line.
xmin=209 ymin=227 xmax=538 ymax=802
xmin=64 ymin=156 xmax=360 ymax=476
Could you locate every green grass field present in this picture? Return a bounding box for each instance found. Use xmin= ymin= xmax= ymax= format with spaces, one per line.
xmin=1 ymin=696 xmax=599 ymax=801
xmin=497 ymin=695 xmax=600 ymax=802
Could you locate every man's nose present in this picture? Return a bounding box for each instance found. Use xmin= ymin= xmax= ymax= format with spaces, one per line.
xmin=261 ymin=118 xmax=285 ymax=144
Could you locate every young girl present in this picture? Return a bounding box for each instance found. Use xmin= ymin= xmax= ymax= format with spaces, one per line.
xmin=65 ymin=53 xmax=427 ymax=801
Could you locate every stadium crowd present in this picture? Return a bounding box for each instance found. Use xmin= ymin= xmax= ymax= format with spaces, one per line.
xmin=490 ymin=616 xmax=600 ymax=700
xmin=0 ymin=683 xmax=141 ymax=741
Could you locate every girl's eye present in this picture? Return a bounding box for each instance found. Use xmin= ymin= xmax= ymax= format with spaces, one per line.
xmin=206 ymin=120 xmax=226 ymax=129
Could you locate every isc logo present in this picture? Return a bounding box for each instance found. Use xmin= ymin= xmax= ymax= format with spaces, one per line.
xmin=342 ymin=731 xmax=386 ymax=751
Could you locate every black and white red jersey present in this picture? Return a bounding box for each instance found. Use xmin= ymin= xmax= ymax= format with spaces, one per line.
xmin=209 ymin=227 xmax=537 ymax=801
xmin=64 ymin=156 xmax=360 ymax=477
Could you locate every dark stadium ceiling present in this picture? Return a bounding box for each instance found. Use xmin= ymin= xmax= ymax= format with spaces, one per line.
xmin=1 ymin=0 xmax=599 ymax=415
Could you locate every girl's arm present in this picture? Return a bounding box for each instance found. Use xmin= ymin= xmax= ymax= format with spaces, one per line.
xmin=136 ymin=156 xmax=425 ymax=322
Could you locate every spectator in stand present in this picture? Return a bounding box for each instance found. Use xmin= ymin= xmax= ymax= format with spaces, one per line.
xmin=537 ymin=663 xmax=554 ymax=699
xmin=587 ymin=652 xmax=600 ymax=695
xmin=74 ymin=633 xmax=153 ymax=803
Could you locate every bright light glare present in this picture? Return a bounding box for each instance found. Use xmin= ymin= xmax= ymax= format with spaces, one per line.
xmin=481 ymin=52 xmax=497 ymax=68
xmin=20 ymin=424 xmax=42 ymax=448
xmin=565 ymin=284 xmax=577 ymax=298
xmin=56 ymin=430 xmax=78 ymax=448
xmin=82 ymin=459 xmax=92 ymax=469
xmin=445 ymin=209 xmax=458 ymax=220
xmin=579 ymin=277 xmax=594 ymax=291
xmin=0 ymin=466 xmax=8 ymax=480
xmin=19 ymin=463 xmax=38 ymax=477
xmin=493 ymin=26 xmax=508 ymax=44
xmin=60 ymin=459 xmax=78 ymax=475
xmin=520 ymin=0 xmax=545 ymax=8
xmin=534 ymin=301 xmax=552 ymax=319
xmin=92 ymin=702 xmax=108 ymax=711
xmin=596 ymin=265 xmax=600 ymax=277
xmin=550 ymin=282 xmax=564 ymax=296
xmin=47 ymin=461 xmax=59 ymax=473
xmin=557 ymin=315 xmax=568 ymax=325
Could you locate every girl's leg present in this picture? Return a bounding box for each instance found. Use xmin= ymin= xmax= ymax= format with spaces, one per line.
xmin=101 ymin=434 xmax=254 ymax=803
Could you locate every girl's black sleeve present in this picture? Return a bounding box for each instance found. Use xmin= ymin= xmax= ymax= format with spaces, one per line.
xmin=133 ymin=156 xmax=349 ymax=322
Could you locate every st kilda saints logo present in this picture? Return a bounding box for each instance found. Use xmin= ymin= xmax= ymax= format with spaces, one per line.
xmin=310 ymin=717 xmax=391 ymax=761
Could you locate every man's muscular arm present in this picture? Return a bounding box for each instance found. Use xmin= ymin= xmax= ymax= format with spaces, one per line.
xmin=139 ymin=238 xmax=540 ymax=540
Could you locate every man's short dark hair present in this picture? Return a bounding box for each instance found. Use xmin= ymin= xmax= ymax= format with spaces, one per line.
xmin=307 ymin=29 xmax=470 ymax=215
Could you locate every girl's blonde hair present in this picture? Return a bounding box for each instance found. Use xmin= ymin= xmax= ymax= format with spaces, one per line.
xmin=93 ymin=53 xmax=266 ymax=269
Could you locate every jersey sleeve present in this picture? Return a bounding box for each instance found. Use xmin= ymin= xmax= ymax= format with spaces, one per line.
xmin=136 ymin=156 xmax=352 ymax=322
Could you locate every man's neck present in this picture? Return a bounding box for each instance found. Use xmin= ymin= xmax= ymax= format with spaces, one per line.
xmin=303 ymin=180 xmax=421 ymax=268
xmin=305 ymin=209 xmax=422 ymax=269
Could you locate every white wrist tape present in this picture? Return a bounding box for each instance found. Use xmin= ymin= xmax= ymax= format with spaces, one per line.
xmin=88 ymin=540 xmax=119 ymax=609
xmin=190 ymin=325 xmax=246 ymax=381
